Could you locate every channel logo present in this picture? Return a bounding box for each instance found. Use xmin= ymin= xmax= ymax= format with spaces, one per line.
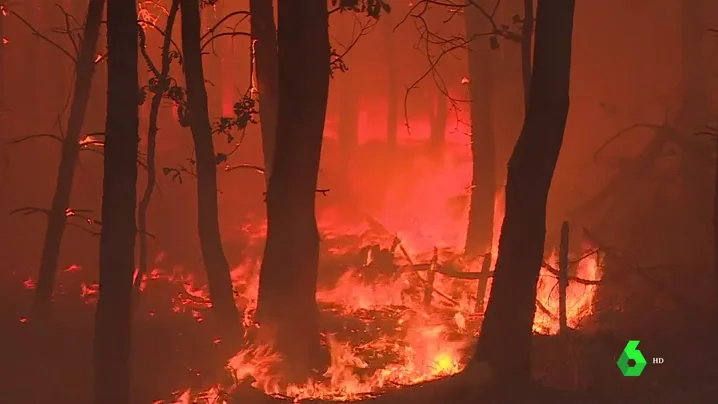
xmin=617 ymin=340 xmax=663 ymax=376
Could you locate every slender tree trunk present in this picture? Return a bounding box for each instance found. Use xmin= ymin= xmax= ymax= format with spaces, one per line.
xmin=385 ymin=14 xmax=398 ymax=151
xmin=23 ymin=0 xmax=38 ymax=116
xmin=464 ymin=3 xmax=496 ymax=257
xmin=714 ymin=134 xmax=718 ymax=321
xmin=0 ymin=2 xmax=4 ymax=126
xmin=428 ymin=88 xmax=447 ymax=155
xmin=136 ymin=0 xmax=180 ymax=295
xmin=250 ymin=0 xmax=279 ymax=183
xmin=92 ymin=0 xmax=138 ymax=401
xmin=180 ymin=0 xmax=243 ymax=336
xmin=471 ymin=0 xmax=574 ymax=383
xmin=255 ymin=0 xmax=330 ymax=383
xmin=32 ymin=0 xmax=105 ymax=320
xmin=521 ymin=0 xmax=534 ymax=110
xmin=338 ymin=76 xmax=358 ymax=186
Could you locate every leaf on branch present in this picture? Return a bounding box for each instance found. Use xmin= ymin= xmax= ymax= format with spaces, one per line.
xmin=162 ymin=166 xmax=188 ymax=184
xmin=215 ymin=153 xmax=228 ymax=165
xmin=211 ymin=96 xmax=257 ymax=140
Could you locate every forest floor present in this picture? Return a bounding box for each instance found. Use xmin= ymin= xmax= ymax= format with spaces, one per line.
xmin=2 ymin=272 xmax=718 ymax=404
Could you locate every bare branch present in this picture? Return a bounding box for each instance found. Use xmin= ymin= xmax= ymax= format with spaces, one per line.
xmin=7 ymin=133 xmax=63 ymax=144
xmin=138 ymin=20 xmax=183 ymax=61
xmin=53 ymin=4 xmax=80 ymax=57
xmin=9 ymin=206 xmax=52 ymax=216
xmin=395 ymin=0 xmax=521 ymax=133
xmin=593 ymin=123 xmax=661 ymax=162
xmin=330 ymin=13 xmax=377 ymax=74
xmin=138 ymin=25 xmax=161 ymax=78
xmin=201 ymin=31 xmax=250 ymax=53
xmin=5 ymin=7 xmax=77 ymax=63
xmin=224 ymin=163 xmax=265 ymax=174
xmin=200 ymin=10 xmax=250 ymax=43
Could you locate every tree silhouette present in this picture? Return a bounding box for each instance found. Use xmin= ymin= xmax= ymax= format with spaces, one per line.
xmin=92 ymin=0 xmax=139 ymax=402
xmin=254 ymin=0 xmax=332 ymax=383
xmin=464 ymin=2 xmax=497 ymax=257
xmin=136 ymin=0 xmax=181 ymax=299
xmin=470 ymin=0 xmax=575 ymax=384
xmin=250 ymin=0 xmax=279 ymax=183
xmin=179 ymin=0 xmax=244 ymax=337
xmin=29 ymin=0 xmax=105 ymax=320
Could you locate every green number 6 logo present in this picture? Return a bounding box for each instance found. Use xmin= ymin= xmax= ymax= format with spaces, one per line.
xmin=617 ymin=340 xmax=647 ymax=376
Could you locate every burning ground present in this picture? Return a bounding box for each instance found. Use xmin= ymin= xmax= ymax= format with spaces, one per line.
xmin=6 ymin=183 xmax=603 ymax=403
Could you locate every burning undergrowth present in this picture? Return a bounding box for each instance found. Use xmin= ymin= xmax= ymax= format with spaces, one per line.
xmin=17 ymin=145 xmax=603 ymax=402
xmin=20 ymin=208 xmax=602 ymax=403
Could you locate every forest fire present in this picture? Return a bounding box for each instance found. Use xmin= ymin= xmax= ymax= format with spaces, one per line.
xmin=8 ymin=0 xmax=718 ymax=402
xmin=18 ymin=186 xmax=602 ymax=402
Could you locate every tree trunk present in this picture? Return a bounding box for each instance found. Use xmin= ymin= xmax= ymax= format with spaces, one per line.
xmin=255 ymin=0 xmax=330 ymax=383
xmin=385 ymin=13 xmax=398 ymax=152
xmin=180 ymin=0 xmax=243 ymax=336
xmin=136 ymin=0 xmax=180 ymax=295
xmin=32 ymin=0 xmax=105 ymax=320
xmin=250 ymin=0 xmax=279 ymax=183
xmin=714 ymin=130 xmax=718 ymax=321
xmin=0 ymin=2 xmax=5 ymax=129
xmin=338 ymin=76 xmax=358 ymax=185
xmin=23 ymin=0 xmax=39 ymax=115
xmin=428 ymin=88 xmax=447 ymax=156
xmin=521 ymin=0 xmax=534 ymax=110
xmin=464 ymin=2 xmax=496 ymax=257
xmin=92 ymin=0 xmax=138 ymax=401
xmin=471 ymin=0 xmax=574 ymax=383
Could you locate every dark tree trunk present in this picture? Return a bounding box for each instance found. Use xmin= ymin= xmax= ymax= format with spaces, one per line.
xmin=255 ymin=0 xmax=330 ymax=383
xmin=471 ymin=0 xmax=574 ymax=383
xmin=180 ymin=0 xmax=243 ymax=336
xmin=714 ymin=134 xmax=718 ymax=320
xmin=250 ymin=0 xmax=279 ymax=183
xmin=464 ymin=3 xmax=496 ymax=257
xmin=32 ymin=0 xmax=105 ymax=320
xmin=521 ymin=0 xmax=534 ymax=110
xmin=92 ymin=0 xmax=138 ymax=402
xmin=136 ymin=0 xmax=180 ymax=295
